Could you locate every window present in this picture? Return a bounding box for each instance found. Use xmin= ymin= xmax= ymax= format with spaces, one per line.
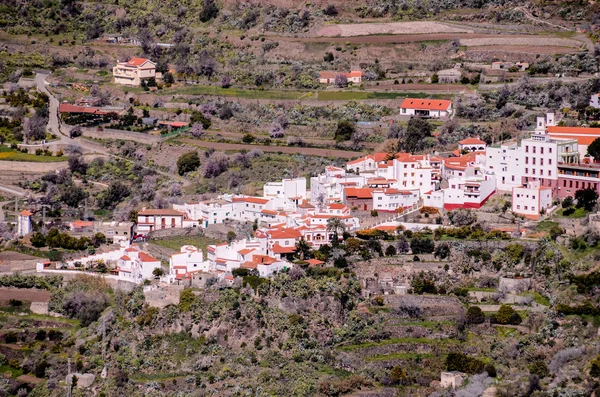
xmin=540 ymin=158 xmax=543 ymax=165
xmin=532 ymin=195 xmax=536 ymax=199
xmin=541 ymin=147 xmax=544 ymax=154
xmin=532 ymin=169 xmax=536 ymax=175
xmin=525 ymin=145 xmax=529 ymax=153
xmin=549 ymin=147 xmax=552 ymax=153
xmin=378 ymin=197 xmax=382 ymax=200
xmin=548 ymin=159 xmax=552 ymax=165
xmin=563 ymin=180 xmax=566 ymax=187
xmin=548 ymin=170 xmax=551 ymax=176
xmin=512 ymin=176 xmax=515 ymax=182
xmin=517 ymin=205 xmax=521 ymax=209
xmin=525 ymin=206 xmax=528 ymax=210
xmin=532 ymin=158 xmax=536 ymax=165
xmin=525 ymin=168 xmax=528 ymax=173
xmin=533 ymin=147 xmax=536 ymax=154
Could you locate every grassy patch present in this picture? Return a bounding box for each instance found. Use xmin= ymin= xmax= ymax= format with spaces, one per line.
xmin=367 ymin=352 xmax=437 ymax=362
xmin=338 ymin=337 xmax=456 ymax=352
xmin=522 ymin=292 xmax=550 ymax=306
xmin=384 ymin=320 xmax=453 ymax=329
xmin=536 ymin=220 xmax=560 ymax=232
xmin=150 ymin=235 xmax=221 ymax=255
xmin=317 ymin=91 xmax=451 ymax=101
xmin=555 ymin=207 xmax=587 ymax=218
xmin=0 ymin=365 xmax=23 ymax=378
xmin=467 ymin=287 xmax=496 ymax=292
xmin=0 ymin=146 xmax=66 ymax=162
xmin=161 ymin=85 xmax=308 ymax=100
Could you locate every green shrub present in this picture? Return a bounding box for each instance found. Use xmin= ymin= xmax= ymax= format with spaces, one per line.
xmin=493 ymin=304 xmax=522 ymax=325
xmin=445 ymin=352 xmax=485 ymax=374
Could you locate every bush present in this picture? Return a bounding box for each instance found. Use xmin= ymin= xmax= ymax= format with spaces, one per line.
xmin=410 ymin=236 xmax=434 ymax=254
xmin=466 ymin=306 xmax=485 ymax=324
xmin=63 ymin=292 xmax=109 ymax=326
xmin=493 ymin=304 xmax=522 ymax=325
xmin=530 ymin=361 xmax=549 ymax=378
xmin=411 ymin=272 xmax=436 ymax=294
xmin=445 ymin=352 xmax=485 ymax=374
xmin=385 ymin=245 xmax=396 ymax=257
xmin=177 ymin=151 xmax=201 ymax=176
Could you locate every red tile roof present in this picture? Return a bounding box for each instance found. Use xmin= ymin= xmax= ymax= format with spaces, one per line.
xmin=19 ymin=210 xmax=33 ymax=216
xmin=138 ymin=209 xmax=185 ymax=216
xmin=138 ymin=252 xmax=159 ymax=262
xmin=400 ymin=98 xmax=452 ymax=111
xmin=271 ymin=243 xmax=297 ymax=254
xmin=459 ymin=137 xmax=486 ymax=145
xmin=125 ymin=57 xmax=151 ymax=67
xmin=306 ymin=258 xmax=324 ymax=266
xmin=344 ymin=187 xmax=373 ymax=199
xmin=232 ymin=197 xmax=269 ymax=205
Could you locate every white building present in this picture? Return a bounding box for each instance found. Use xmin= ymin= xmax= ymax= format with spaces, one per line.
xmin=390 ymin=154 xmax=435 ymax=195
xmin=263 ymin=177 xmax=307 ymax=202
xmin=17 ymin=210 xmax=32 ymax=237
xmin=591 ymin=93 xmax=600 ymax=109
xmin=117 ymin=250 xmax=161 ymax=282
xmin=458 ymin=137 xmax=487 ymax=152
xmin=137 ymin=208 xmax=198 ymax=233
xmin=484 ymin=143 xmax=524 ymax=192
xmin=318 ymin=71 xmax=362 ymax=84
xmin=167 ymin=245 xmax=209 ymax=282
xmin=173 ymin=199 xmax=233 ymax=228
xmin=113 ymin=58 xmax=156 ymax=86
xmin=399 ymin=98 xmax=452 ymax=118
xmin=512 ymin=180 xmax=552 ymax=220
xmin=440 ymin=372 xmax=466 ymax=389
xmin=372 ymin=189 xmax=420 ymax=213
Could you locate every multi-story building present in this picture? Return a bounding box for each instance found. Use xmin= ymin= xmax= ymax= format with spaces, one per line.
xmin=174 ymin=199 xmax=233 ymax=228
xmin=113 ymin=57 xmax=156 ymax=86
xmin=391 ymin=154 xmax=435 ymax=194
xmin=557 ymin=161 xmax=600 ymax=199
xmin=263 ymin=177 xmax=307 ymax=203
xmin=484 ymin=143 xmax=523 ymax=192
xmin=512 ymin=181 xmax=552 ymax=220
xmin=137 ymin=209 xmax=198 ymax=233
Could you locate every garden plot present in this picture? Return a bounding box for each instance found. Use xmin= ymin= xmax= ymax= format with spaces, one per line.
xmin=460 ymin=37 xmax=583 ymax=48
xmin=317 ymin=22 xmax=474 ymax=37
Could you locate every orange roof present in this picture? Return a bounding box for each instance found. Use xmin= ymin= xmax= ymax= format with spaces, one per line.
xmin=548 ymin=134 xmax=597 ymax=145
xmin=158 ymin=121 xmax=189 ymax=128
xmin=459 ymin=137 xmax=486 ymax=145
xmin=241 ymin=261 xmax=258 ymax=269
xmin=252 ymin=254 xmax=278 ymax=265
xmin=138 ymin=252 xmax=159 ymax=263
xmin=261 ymin=209 xmax=278 ymax=215
xmin=269 ymin=228 xmax=302 ymax=239
xmin=120 ymin=255 xmax=131 ymax=261
xmin=306 ymin=258 xmax=324 ymax=266
xmin=400 ymin=98 xmax=452 ymax=111
xmin=298 ymin=201 xmax=315 ymax=209
xmin=349 ymin=71 xmax=362 ymax=77
xmin=238 ymin=248 xmax=255 ymax=255
xmin=271 ymin=243 xmax=297 ymax=254
xmin=547 ymin=126 xmax=600 ymax=135
xmin=125 ymin=247 xmax=138 ymax=252
xmin=125 ymin=57 xmax=151 ymax=66
xmin=19 ymin=210 xmax=33 ymax=216
xmin=232 ymin=197 xmax=269 ymax=205
xmin=374 ymin=225 xmax=398 ymax=231
xmin=344 ymin=187 xmax=373 ymax=199
xmin=71 ymin=220 xmax=93 ymax=227
xmin=327 ymin=203 xmax=346 ymax=209
xmin=138 ymin=209 xmax=185 ymax=216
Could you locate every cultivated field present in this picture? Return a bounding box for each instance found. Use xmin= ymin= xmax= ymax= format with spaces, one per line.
xmin=468 ymin=45 xmax=578 ymax=54
xmin=316 ymin=21 xmax=474 ymax=37
xmin=0 ymin=287 xmax=51 ymax=302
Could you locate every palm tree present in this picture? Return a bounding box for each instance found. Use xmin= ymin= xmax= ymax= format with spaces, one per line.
xmin=295 ymin=239 xmax=311 ymax=261
xmin=326 ymin=217 xmax=345 ymax=235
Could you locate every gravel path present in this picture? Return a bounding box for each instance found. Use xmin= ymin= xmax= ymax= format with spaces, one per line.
xmin=317 ymin=21 xmax=474 ymax=37
xmin=461 ymin=37 xmax=582 ymax=47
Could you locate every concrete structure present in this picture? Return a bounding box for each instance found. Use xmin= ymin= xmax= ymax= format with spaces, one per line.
xmin=399 ymin=98 xmax=452 ymax=118
xmin=17 ymin=210 xmax=32 ymax=237
xmin=484 ymin=143 xmax=523 ymax=192
xmin=512 ymin=181 xmax=552 ymax=220
xmin=113 ymin=57 xmax=156 ymax=86
xmin=372 ymin=188 xmax=420 ymax=212
xmin=590 ymin=93 xmax=600 ymax=109
xmin=174 ymin=199 xmax=233 ymax=228
xmin=437 ymin=67 xmax=462 ymax=83
xmin=167 ymin=245 xmax=208 ymax=281
xmin=546 ymin=125 xmax=600 ymax=157
xmin=440 ymin=371 xmax=466 ymax=389
xmin=499 ymin=276 xmax=532 ymax=293
xmin=491 ymin=61 xmax=528 ymax=71
xmin=318 ymin=70 xmax=362 ymax=84
xmin=69 ymin=220 xmax=134 ymax=243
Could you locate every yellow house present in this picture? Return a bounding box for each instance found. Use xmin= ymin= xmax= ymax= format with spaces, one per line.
xmin=113 ymin=57 xmax=156 ymax=86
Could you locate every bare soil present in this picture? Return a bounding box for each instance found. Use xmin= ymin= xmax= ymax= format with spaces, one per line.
xmin=467 ymin=45 xmax=578 ymax=54
xmin=317 ymin=21 xmax=474 ymax=37
xmin=0 ymin=288 xmax=51 ymax=302
xmin=274 ymin=33 xmax=506 ymax=44
xmin=0 ymin=252 xmax=39 ymax=261
xmin=363 ymin=83 xmax=465 ymax=92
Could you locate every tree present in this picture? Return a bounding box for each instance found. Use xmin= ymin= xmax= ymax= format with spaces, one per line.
xmin=588 ymin=137 xmax=600 ymax=161
xmin=396 ymin=235 xmax=410 ymax=253
xmin=269 ymin=122 xmax=284 ymax=138
xmin=31 ymin=232 xmax=46 ymax=248
xmin=326 ymin=217 xmax=345 ymax=237
xmin=69 ymin=126 xmax=82 ymax=138
xmin=410 ymin=236 xmax=434 ymax=254
xmin=24 ymin=116 xmax=47 ymax=141
xmin=220 ymin=75 xmax=232 ymax=88
xmin=323 ymin=4 xmax=338 ymax=16
xmin=434 ymin=242 xmax=451 ymax=259
xmin=199 ymin=0 xmax=219 ymax=22
xmin=63 ymin=292 xmax=108 ymax=326
xmin=99 ymin=181 xmax=131 ymax=210
xmin=411 ymin=272 xmax=437 ymax=294
xmin=152 ymin=267 xmax=164 ymax=278
xmin=179 ymin=289 xmax=196 ymax=311
xmin=334 ymin=120 xmax=355 ymax=142
xmin=177 ymin=151 xmax=201 ymax=175
xmin=575 ymin=188 xmax=599 ymax=211
xmin=227 ymin=231 xmax=237 ymax=244
xmin=68 ymin=155 xmax=88 ymax=175
xmin=431 ymin=73 xmax=439 ymax=83
xmin=445 ymin=352 xmax=485 ymax=374
xmin=163 ymin=72 xmax=174 ymax=84
xmin=494 ymin=304 xmax=522 ymax=325
xmin=562 ymin=196 xmax=574 ymax=208
xmin=190 ymin=123 xmax=204 ymax=138
xmin=385 ymin=245 xmax=397 ymax=256
xmin=448 ymin=208 xmax=476 ymax=226
xmin=466 ymin=306 xmax=485 ymax=324
xmin=390 ymin=366 xmax=408 ymax=385
xmin=398 ymin=118 xmax=433 ymax=153
xmin=60 ymin=184 xmax=88 ymax=208
xmin=296 ymin=239 xmax=312 ymax=260
xmin=190 ymin=111 xmax=211 ymax=129
xmin=334 ymin=74 xmax=348 ymax=88
xmin=203 ymin=152 xmax=229 ymax=178
xmin=323 ymin=52 xmax=334 ymax=62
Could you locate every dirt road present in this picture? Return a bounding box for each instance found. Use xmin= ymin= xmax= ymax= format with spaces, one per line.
xmin=0 ymin=288 xmax=51 ymax=302
xmin=180 ymin=138 xmax=364 ymax=158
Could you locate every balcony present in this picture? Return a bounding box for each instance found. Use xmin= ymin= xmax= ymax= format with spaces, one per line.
xmin=113 ymin=68 xmax=137 ymax=78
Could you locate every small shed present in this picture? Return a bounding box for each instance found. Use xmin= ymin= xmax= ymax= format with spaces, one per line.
xmin=142 ymin=117 xmax=157 ymax=126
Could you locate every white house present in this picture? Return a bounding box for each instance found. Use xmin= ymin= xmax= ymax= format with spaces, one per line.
xmin=512 ymin=180 xmax=552 ymax=220
xmin=167 ymin=245 xmax=209 ymax=282
xmin=113 ymin=58 xmax=156 ymax=86
xmin=391 ymin=154 xmax=435 ymax=195
xmin=173 ymin=199 xmax=233 ymax=228
xmin=117 ymin=250 xmax=161 ymax=282
xmin=484 ymin=143 xmax=524 ymax=192
xmin=590 ymin=93 xmax=600 ymax=109
xmin=399 ymin=98 xmax=452 ymax=118
xmin=440 ymin=372 xmax=466 ymax=389
xmin=137 ymin=208 xmax=198 ymax=233
xmin=458 ymin=137 xmax=487 ymax=152
xmin=372 ymin=188 xmax=420 ymax=213
xmin=17 ymin=210 xmax=32 ymax=237
xmin=318 ymin=71 xmax=362 ymax=84
xmin=263 ymin=178 xmax=307 ymax=202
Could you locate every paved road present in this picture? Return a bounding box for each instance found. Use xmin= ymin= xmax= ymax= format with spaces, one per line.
xmin=35 ymin=73 xmax=66 ymax=139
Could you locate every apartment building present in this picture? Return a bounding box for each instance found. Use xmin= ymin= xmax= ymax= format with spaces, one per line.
xmin=113 ymin=57 xmax=156 ymax=86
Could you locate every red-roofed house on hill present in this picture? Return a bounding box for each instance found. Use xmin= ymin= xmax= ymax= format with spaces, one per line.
xmin=400 ymin=98 xmax=452 ymax=118
xmin=137 ymin=208 xmax=198 ymax=233
xmin=344 ymin=187 xmax=374 ymax=211
xmin=319 ymin=70 xmax=362 ymax=85
xmin=458 ymin=137 xmax=487 ymax=152
xmin=113 ymin=57 xmax=156 ymax=86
